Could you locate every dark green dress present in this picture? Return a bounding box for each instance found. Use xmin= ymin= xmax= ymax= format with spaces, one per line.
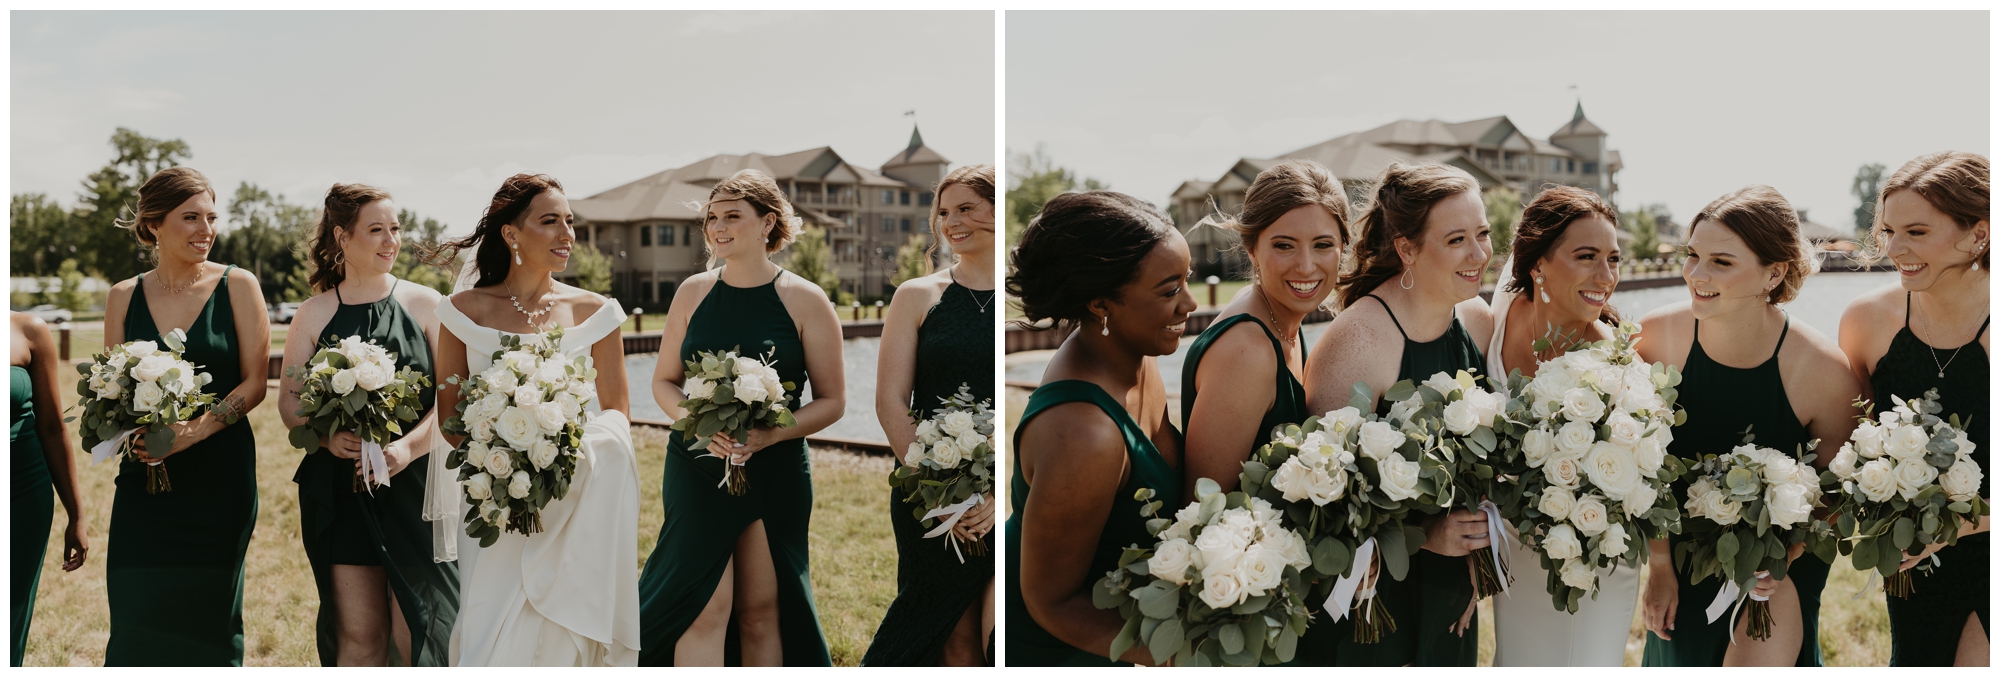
xmin=1872 ymin=293 xmax=1988 ymax=666
xmin=1642 ymin=315 xmax=1829 ymax=667
xmin=1005 ymin=380 xmax=1183 ymax=666
xmin=11 ymin=366 xmax=52 ymax=666
xmin=106 ymin=267 xmax=258 ymax=666
xmin=863 ymin=281 xmax=996 ymax=666
xmin=291 ymin=282 xmax=458 ymax=666
xmin=1323 ymin=294 xmax=1484 ymax=666
xmin=636 ymin=269 xmax=831 ymax=666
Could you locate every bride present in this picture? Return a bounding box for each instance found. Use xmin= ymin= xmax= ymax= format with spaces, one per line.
xmin=428 ymin=173 xmax=641 ymax=666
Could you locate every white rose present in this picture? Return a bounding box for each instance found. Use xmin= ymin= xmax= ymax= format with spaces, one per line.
xmin=1376 ymin=453 xmax=1423 ymax=502
xmin=733 ymin=375 xmax=770 ymax=404
xmin=1561 ymin=388 xmax=1607 ymax=423
xmin=566 ymin=382 xmax=594 ymax=404
xmin=1940 ymin=458 xmax=1984 ymax=501
xmin=486 ymin=367 xmax=519 ymax=392
xmin=353 ymin=361 xmax=391 ymax=391
xmin=465 ymin=440 xmax=489 ymax=465
xmin=1149 ymin=538 xmax=1196 ymax=586
xmin=1623 ymin=482 xmax=1658 ymax=519
xmin=903 ymin=443 xmax=926 ymax=468
xmin=1604 ymin=410 xmax=1643 ymax=449
xmin=552 ymin=393 xmax=582 ymax=419
xmin=1886 ymin=424 xmax=1930 ymax=461
xmin=1465 ymin=389 xmax=1505 ymax=426
xmin=508 ymin=470 xmax=532 ymax=499
xmin=1198 ymin=571 xmax=1244 ymax=610
xmin=92 ymin=374 xmax=125 ymax=400
xmin=124 ymin=340 xmax=157 ymax=357
xmin=1570 ymin=494 xmax=1611 ymax=536
xmin=1765 ymin=482 xmax=1814 ymax=528
xmin=485 ymin=446 xmax=514 ymax=476
xmin=502 ymin=350 xmax=537 ymax=373
xmin=1554 ymin=420 xmax=1596 ymax=460
xmin=1308 ymin=463 xmax=1348 ymax=505
xmin=329 ymin=368 xmax=357 ymax=395
xmin=1284 ymin=531 xmax=1314 ymax=570
xmin=954 ymin=431 xmax=986 ymax=457
xmin=684 ymin=376 xmax=715 ymax=400
xmin=1600 ymin=522 xmax=1631 ymax=558
xmin=464 ymin=472 xmax=494 ymax=500
xmin=1539 ymin=485 xmax=1576 ymax=521
xmin=1318 ymin=407 xmax=1362 ymax=434
xmin=1893 ymin=458 xmax=1940 ymax=500
xmin=471 ymin=417 xmax=496 ymax=443
xmin=1193 ymin=528 xmax=1244 ymax=576
xmin=1546 ymin=456 xmax=1582 ymax=489
xmin=930 ymin=438 xmax=963 ymax=467
xmin=1236 ymin=546 xmax=1288 ymax=595
xmin=1560 ymin=557 xmax=1598 ymax=591
xmin=529 ymin=438 xmax=559 ymax=470
xmin=1633 ymin=434 xmax=1666 ymax=475
xmin=1698 ymin=486 xmax=1743 ymax=526
xmin=1387 ymin=398 xmax=1423 ymax=428
xmin=1442 ymin=399 xmax=1479 ymax=435
xmin=1855 ymin=458 xmax=1899 ymax=503
xmin=1584 ymin=441 xmax=1642 ymax=502
xmin=1272 ymin=457 xmax=1316 ymax=504
xmin=1523 ymin=428 xmax=1556 ymax=468
xmin=940 ymin=410 xmax=977 ymax=437
xmin=132 ymin=380 xmax=165 ymax=412
xmin=1950 ymin=428 xmax=1976 ymax=460
xmin=495 ymin=407 xmax=539 ymax=449
xmin=533 ymin=402 xmax=567 ymax=435
xmin=1358 ymin=421 xmax=1403 ymax=461
xmin=914 ymin=419 xmax=942 ymax=445
xmin=513 ymin=384 xmax=544 ymax=407
xmin=534 ymin=359 xmax=567 ymax=386
xmin=1543 ymin=523 xmax=1583 ymax=560
xmin=492 ymin=503 xmax=511 ymax=527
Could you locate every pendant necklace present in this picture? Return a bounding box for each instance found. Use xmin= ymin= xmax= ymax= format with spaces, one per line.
xmin=952 ymin=268 xmax=994 ymax=314
xmin=1915 ymin=293 xmax=1968 ymax=378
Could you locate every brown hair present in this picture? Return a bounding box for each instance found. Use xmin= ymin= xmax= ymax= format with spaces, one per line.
xmin=1505 ymin=185 xmax=1622 ymax=324
xmin=1198 ymin=159 xmax=1350 ymax=275
xmin=306 ymin=183 xmax=393 ymax=293
xmin=1007 ymin=191 xmax=1176 ymax=333
xmin=1335 ymin=161 xmax=1479 ymax=309
xmin=1870 ymin=151 xmax=1990 ymax=270
xmin=1687 ymin=185 xmax=1820 ymax=304
xmin=425 ymin=173 xmax=565 ymax=288
xmin=927 ymin=164 xmax=997 ymax=269
xmin=704 ymin=169 xmax=798 ymax=253
xmin=116 ymin=166 xmax=217 ymax=247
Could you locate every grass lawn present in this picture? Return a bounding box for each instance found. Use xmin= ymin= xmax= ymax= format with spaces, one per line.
xmin=23 ymin=368 xmax=901 ymax=666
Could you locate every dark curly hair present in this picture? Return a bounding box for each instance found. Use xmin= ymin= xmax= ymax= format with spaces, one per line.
xmin=1006 ymin=191 xmax=1176 ymax=333
xmin=1335 ymin=161 xmax=1479 ymax=309
xmin=1504 ymin=185 xmax=1622 ymax=325
xmin=305 ymin=183 xmax=393 ymax=293
xmin=423 ymin=173 xmax=564 ymax=288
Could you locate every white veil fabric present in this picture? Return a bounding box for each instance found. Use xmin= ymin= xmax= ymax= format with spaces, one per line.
xmin=420 ymin=252 xmax=483 ymax=563
xmin=1485 ymin=255 xmax=1520 ymax=391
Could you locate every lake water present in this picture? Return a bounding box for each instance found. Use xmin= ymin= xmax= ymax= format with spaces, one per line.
xmin=624 ymin=336 xmax=888 ymax=443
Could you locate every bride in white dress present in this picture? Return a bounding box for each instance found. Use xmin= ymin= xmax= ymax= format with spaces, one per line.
xmin=1485 ymin=186 xmax=1636 ymax=666
xmin=424 ymin=174 xmax=641 ymax=666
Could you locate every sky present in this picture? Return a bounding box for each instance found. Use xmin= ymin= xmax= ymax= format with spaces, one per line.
xmin=1008 ymin=11 xmax=1989 ymax=229
xmin=11 ymin=10 xmax=995 ymax=235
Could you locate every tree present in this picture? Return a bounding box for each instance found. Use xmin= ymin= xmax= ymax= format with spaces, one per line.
xmin=71 ymin=128 xmax=194 ymax=282
xmin=392 ymin=209 xmax=455 ymax=294
xmin=212 ymin=182 xmax=315 ymax=302
xmin=783 ymin=226 xmax=842 ymax=301
xmin=9 ymin=193 xmax=72 ymax=277
xmin=570 ymin=242 xmax=614 ymax=294
xmin=1006 ymin=145 xmax=1107 ymax=245
xmin=1851 ymin=162 xmax=1888 ymax=236
xmin=1622 ymin=206 xmax=1662 ymax=260
xmin=1483 ymin=186 xmax=1523 ymax=256
xmin=890 ymin=234 xmax=931 ymax=286
xmin=51 ymin=259 xmax=91 ymax=313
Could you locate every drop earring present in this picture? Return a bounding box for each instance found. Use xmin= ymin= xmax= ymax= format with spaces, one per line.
xmin=1399 ymin=268 xmax=1414 ymax=290
xmin=512 ymin=242 xmax=523 ymax=265
xmin=1536 ymin=275 xmax=1549 ymax=303
xmin=1101 ymin=314 xmax=1111 ymax=336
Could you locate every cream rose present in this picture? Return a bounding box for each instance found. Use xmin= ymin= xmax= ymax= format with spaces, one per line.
xmin=131 ymin=354 xmax=173 ymax=382
xmin=1697 ymin=486 xmax=1743 ymax=525
xmin=1855 ymin=458 xmax=1899 ymax=503
xmin=529 ymin=439 xmax=559 ymax=470
xmin=1633 ymin=435 xmax=1666 ymax=475
xmin=1600 ymin=522 xmax=1631 ymax=558
xmin=132 ymin=381 xmax=165 ymax=412
xmin=1442 ymin=399 xmax=1480 ymax=435
xmin=1546 ymin=456 xmax=1582 ymax=489
xmin=534 ymin=359 xmax=567 ymax=386
xmin=1624 ymin=482 xmax=1659 ymax=519
xmin=1318 ymin=407 xmax=1362 ymax=434
xmin=1523 ymin=428 xmax=1556 ymax=468
xmin=1194 ymin=529 xmax=1244 ymax=575
xmin=1539 ymin=485 xmax=1576 ymax=521
xmin=508 ymin=470 xmax=532 ymax=499
xmin=1560 ymin=557 xmax=1597 ymax=591
xmin=1236 ymin=546 xmax=1287 ymax=594
xmin=915 ymin=419 xmax=942 ymax=445
xmin=329 ymin=369 xmax=357 ymax=395
xmin=1377 ymin=453 xmax=1423 ymax=501
xmin=1893 ymin=458 xmax=1940 ymax=500
xmin=1272 ymin=458 xmax=1316 ymax=504
xmin=1554 ymin=421 xmax=1596 ymax=460
xmin=486 ymin=366 xmax=518 ymax=392
xmin=495 ymin=407 xmax=539 ymax=449
xmin=1198 ymin=571 xmax=1244 ymax=610
xmin=1765 ymin=482 xmax=1814 ymax=528
xmin=464 ymin=472 xmax=494 ymax=500
xmin=484 ymin=446 xmax=513 ymax=477
xmin=1584 ymin=441 xmax=1642 ymax=501
xmin=733 ymin=375 xmax=770 ymax=404
xmin=1358 ymin=421 xmax=1403 ymax=461
xmin=1543 ymin=524 xmax=1583 ymax=560
xmin=684 ymin=376 xmax=714 ymax=400
xmin=353 ymin=361 xmax=391 ymax=391
xmin=1940 ymin=458 xmax=1984 ymax=501
xmin=1886 ymin=424 xmax=1929 ymax=461
xmin=1829 ymin=445 xmax=1860 ymax=480
xmin=903 ymin=443 xmax=927 ymax=468
xmin=1149 ymin=538 xmax=1195 ymax=586
xmin=940 ymin=410 xmax=977 ymax=437
xmin=1307 ymin=464 xmax=1347 ymax=505
xmin=125 ymin=340 xmax=157 ymax=357
xmin=1561 ymin=388 xmax=1607 ymax=424
xmin=954 ymin=431 xmax=986 ymax=457
xmin=553 ymin=393 xmax=582 ymax=419
xmin=930 ymin=438 xmax=963 ymax=467
xmin=1604 ymin=410 xmax=1643 ymax=449
xmin=471 ymin=417 xmax=496 ymax=443
xmin=1570 ymin=494 xmax=1611 ymax=536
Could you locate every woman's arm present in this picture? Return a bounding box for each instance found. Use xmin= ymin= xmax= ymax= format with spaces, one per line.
xmin=591 ymin=322 xmax=630 ymax=417
xmin=23 ymin=316 xmax=87 ymax=571
xmin=435 ymin=314 xmax=471 ymax=450
xmin=777 ymin=283 xmax=846 ymax=441
xmin=1181 ymin=323 xmax=1278 ymax=498
xmin=276 ymin=295 xmax=334 ymax=431
xmin=875 ymin=278 xmax=940 ymax=461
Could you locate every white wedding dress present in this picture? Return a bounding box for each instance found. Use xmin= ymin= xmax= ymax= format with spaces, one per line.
xmin=433 ymin=294 xmax=642 ymax=667
xmin=1486 ymin=258 xmax=1638 ymax=666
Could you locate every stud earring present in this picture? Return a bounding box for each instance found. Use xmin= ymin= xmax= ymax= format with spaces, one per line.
xmin=1101 ymin=314 xmax=1111 ymax=336
xmin=1536 ymin=275 xmax=1549 ymax=303
xmin=512 ymin=242 xmax=522 ymax=266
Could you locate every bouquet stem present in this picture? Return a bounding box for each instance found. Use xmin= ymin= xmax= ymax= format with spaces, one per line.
xmin=725 ymin=464 xmax=749 ymax=497
xmin=956 ymin=533 xmax=988 ymax=558
xmin=1350 ymin=596 xmax=1397 ymax=644
xmin=146 ymin=464 xmax=172 ymax=495
xmin=1744 ymin=599 xmax=1774 ymax=641
xmin=1468 ymin=547 xmax=1506 ymax=600
xmin=1883 ymin=570 xmax=1914 ymax=598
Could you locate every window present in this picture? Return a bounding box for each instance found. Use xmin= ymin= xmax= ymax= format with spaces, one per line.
xmin=881 ymin=189 xmax=894 ymax=205
xmin=576 ymin=229 xmax=591 ymax=243
xmin=918 ymin=191 xmax=933 ymax=207
xmin=844 ymin=215 xmax=855 ymax=228
xmin=900 ymin=190 xmax=911 ymax=205
xmin=685 ymin=225 xmax=697 ymax=245
xmin=1548 ymin=158 xmax=1562 ymax=173
xmin=639 ymin=224 xmax=652 ymax=246
xmin=901 ymin=218 xmax=912 ymax=232
xmin=882 ymin=216 xmax=895 ymax=232
xmin=659 ymin=224 xmax=674 ymax=246
xmin=1566 ymin=159 xmax=1576 ymax=174
xmin=641 ymin=278 xmax=655 ymax=302
xmin=1583 ymin=162 xmax=1598 ymax=174
xmin=658 ymin=281 xmax=675 ymax=304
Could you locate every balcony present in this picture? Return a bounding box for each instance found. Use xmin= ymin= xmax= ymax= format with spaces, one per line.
xmin=791 ymin=192 xmax=858 ymax=206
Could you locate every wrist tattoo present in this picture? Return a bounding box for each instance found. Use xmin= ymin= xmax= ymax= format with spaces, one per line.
xmin=215 ymin=395 xmax=247 ymax=425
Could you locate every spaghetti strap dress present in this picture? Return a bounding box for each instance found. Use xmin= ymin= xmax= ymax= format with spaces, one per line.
xmin=1004 ymin=380 xmax=1183 ymax=666
xmin=862 ymin=280 xmax=996 ymax=666
xmin=105 ymin=267 xmax=259 ymax=666
xmin=1871 ymin=293 xmax=1988 ymax=666
xmin=11 ymin=365 xmax=52 ymax=666
xmin=292 ymin=281 xmax=459 ymax=665
xmin=636 ymin=269 xmax=831 ymax=666
xmin=1641 ymin=315 xmax=1829 ymax=666
xmin=1323 ymin=294 xmax=1484 ymax=667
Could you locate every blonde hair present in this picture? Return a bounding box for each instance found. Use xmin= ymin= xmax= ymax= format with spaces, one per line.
xmin=1688 ymin=185 xmax=1821 ymax=304
xmin=1196 ymin=159 xmax=1350 ymax=278
xmin=1335 ymin=161 xmax=1479 ymax=309
xmin=116 ymin=166 xmax=216 ymax=247
xmin=705 ymin=169 xmax=799 ymax=253
xmin=1867 ymin=151 xmax=1990 ymax=270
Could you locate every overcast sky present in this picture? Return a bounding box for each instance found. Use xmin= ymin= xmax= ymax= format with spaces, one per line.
xmin=12 ymin=10 xmax=994 ymax=235
xmin=1008 ymin=11 xmax=1988 ymax=228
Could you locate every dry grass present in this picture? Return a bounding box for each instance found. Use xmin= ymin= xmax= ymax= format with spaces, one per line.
xmin=24 ymin=367 xmax=901 ymax=666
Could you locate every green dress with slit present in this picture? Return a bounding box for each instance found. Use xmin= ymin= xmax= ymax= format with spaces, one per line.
xmin=105 ymin=267 xmax=259 ymax=666
xmin=292 ymin=281 xmax=458 ymax=665
xmin=11 ymin=365 xmax=52 ymax=666
xmin=636 ymin=270 xmax=831 ymax=666
xmin=1322 ymin=294 xmax=1484 ymax=667
xmin=1005 ymin=380 xmax=1184 ymax=666
xmin=1641 ymin=315 xmax=1828 ymax=667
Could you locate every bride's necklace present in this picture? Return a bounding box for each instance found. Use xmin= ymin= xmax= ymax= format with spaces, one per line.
xmin=510 ymin=287 xmax=557 ymax=325
xmin=951 ymin=267 xmax=995 ymax=314
xmin=155 ymin=263 xmax=203 ymax=294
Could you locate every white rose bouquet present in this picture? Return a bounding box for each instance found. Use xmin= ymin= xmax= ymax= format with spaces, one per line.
xmin=66 ymin=328 xmax=217 ymax=494
xmin=1091 ymin=478 xmax=1315 ymax=666
xmin=1676 ymin=436 xmax=1833 ymax=641
xmin=1821 ymin=389 xmax=1988 ymax=597
xmin=1383 ymin=369 xmax=1517 ymax=599
xmin=1234 ymin=387 xmax=1442 ymax=644
xmin=668 ymin=346 xmax=798 ymax=496
xmin=1492 ymin=322 xmax=1688 ymax=611
xmin=888 ymin=384 xmax=996 ymax=561
xmin=285 ymin=335 xmax=431 ymax=491
xmin=441 ymin=327 xmax=597 ymax=546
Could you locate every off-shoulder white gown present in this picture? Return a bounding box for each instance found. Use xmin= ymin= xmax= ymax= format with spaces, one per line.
xmin=436 ymin=295 xmax=641 ymax=667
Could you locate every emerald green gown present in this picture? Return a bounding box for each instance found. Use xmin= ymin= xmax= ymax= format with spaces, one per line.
xmin=636 ymin=270 xmax=831 ymax=666
xmin=11 ymin=366 xmax=52 ymax=666
xmin=1323 ymin=294 xmax=1484 ymax=667
xmin=106 ymin=267 xmax=258 ymax=666
xmin=1642 ymin=316 xmax=1829 ymax=666
xmin=1004 ymin=380 xmax=1184 ymax=666
xmin=291 ymin=282 xmax=458 ymax=665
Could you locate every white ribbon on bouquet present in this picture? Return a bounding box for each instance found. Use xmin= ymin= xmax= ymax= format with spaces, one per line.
xmin=1324 ymin=536 xmax=1380 ymax=623
xmin=922 ymin=493 xmax=986 ymax=564
xmin=1705 ymin=572 xmax=1772 ymax=645
xmin=711 ymin=451 xmax=748 ymax=489
xmin=89 ymin=428 xmax=136 ymax=466
xmin=358 ymin=436 xmax=392 ymax=494
xmin=1479 ymin=499 xmax=1516 ymax=597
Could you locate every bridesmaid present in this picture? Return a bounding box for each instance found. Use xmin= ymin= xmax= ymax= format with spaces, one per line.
xmin=1837 ymin=151 xmax=1989 ymax=667
xmin=1301 ymin=161 xmax=1494 ymax=667
xmin=1484 ymin=186 xmax=1632 ymax=666
xmin=1006 ymin=191 xmax=1193 ymax=666
xmin=279 ymin=184 xmax=457 ymax=666
xmin=864 ymin=164 xmax=998 ymax=666
xmin=10 ymin=312 xmax=88 ymax=666
xmin=639 ymin=169 xmax=844 ymax=666
xmin=1636 ymin=185 xmax=1860 ymax=666
xmin=100 ymin=166 xmax=271 ymax=665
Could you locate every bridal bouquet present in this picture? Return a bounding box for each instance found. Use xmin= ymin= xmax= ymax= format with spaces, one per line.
xmin=443 ymin=327 xmax=596 ymax=546
xmin=670 ymin=346 xmax=797 ymax=496
xmin=67 ymin=329 xmax=216 ymax=494
xmin=1236 ymin=389 xmax=1440 ymax=644
xmin=1822 ymin=389 xmax=1988 ymax=596
xmin=1675 ymin=436 xmax=1832 ymax=640
xmin=1494 ymin=324 xmax=1688 ymax=611
xmin=285 ymin=335 xmax=431 ymax=491
xmin=889 ymin=384 xmax=995 ymax=561
xmin=1385 ymin=370 xmax=1517 ymax=599
xmin=1092 ymin=478 xmax=1315 ymax=666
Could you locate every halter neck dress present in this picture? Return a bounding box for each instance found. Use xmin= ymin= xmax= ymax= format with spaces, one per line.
xmin=11 ymin=364 xmax=51 ymax=666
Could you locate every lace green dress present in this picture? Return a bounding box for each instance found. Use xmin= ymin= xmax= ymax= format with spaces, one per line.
xmin=1005 ymin=380 xmax=1183 ymax=666
xmin=292 ymin=282 xmax=458 ymax=665
xmin=863 ymin=281 xmax=996 ymax=666
xmin=636 ymin=270 xmax=831 ymax=666
xmin=11 ymin=366 xmax=52 ymax=666
xmin=105 ymin=267 xmax=259 ymax=666
xmin=1642 ymin=316 xmax=1829 ymax=666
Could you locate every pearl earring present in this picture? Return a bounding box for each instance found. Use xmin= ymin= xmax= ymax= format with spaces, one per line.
xmin=1101 ymin=314 xmax=1111 ymax=336
xmin=512 ymin=242 xmax=522 ymax=266
xmin=1536 ymin=276 xmax=1549 ymax=303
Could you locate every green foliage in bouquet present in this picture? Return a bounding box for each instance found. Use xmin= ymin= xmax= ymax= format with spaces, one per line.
xmin=888 ymin=384 xmax=996 ymax=535
xmin=66 ymin=328 xmax=216 ymax=493
xmin=1821 ymin=389 xmax=1989 ymax=596
xmin=1675 ymin=431 xmax=1836 ymax=639
xmin=283 ymin=337 xmax=430 ymax=456
xmin=669 ymin=346 xmax=799 ymax=451
xmin=442 ymin=327 xmax=595 ymax=546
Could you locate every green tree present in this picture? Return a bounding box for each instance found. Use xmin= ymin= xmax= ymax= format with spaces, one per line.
xmin=9 ymin=193 xmax=72 ymax=277
xmin=1622 ymin=207 xmax=1661 ymax=260
xmin=51 ymin=259 xmax=90 ymax=313
xmin=783 ymin=226 xmax=842 ymax=301
xmin=889 ymin=234 xmax=931 ymax=286
xmin=1484 ymin=186 xmax=1523 ymax=255
xmin=392 ymin=209 xmax=456 ymax=294
xmin=71 ymin=128 xmax=194 ymax=282
xmin=1006 ymin=145 xmax=1107 ymax=245
xmin=569 ymin=242 xmax=614 ymax=294
xmin=1851 ymin=162 xmax=1888 ymax=236
xmin=212 ymin=182 xmax=315 ymax=302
